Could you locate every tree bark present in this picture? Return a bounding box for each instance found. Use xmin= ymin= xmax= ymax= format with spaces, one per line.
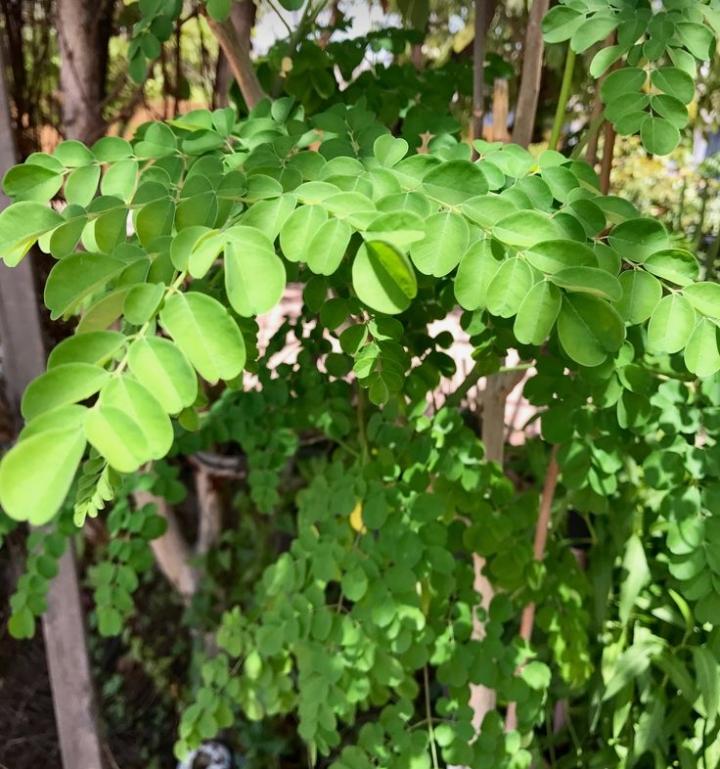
xmin=0 ymin=43 xmax=106 ymax=769
xmin=56 ymin=0 xmax=115 ymax=142
xmin=511 ymin=0 xmax=550 ymax=148
xmin=207 ymin=3 xmax=266 ymax=110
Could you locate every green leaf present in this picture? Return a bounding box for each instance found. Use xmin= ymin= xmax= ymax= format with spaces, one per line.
xmin=135 ymin=123 xmax=177 ymax=159
xmin=241 ymin=195 xmax=297 ymax=241
xmin=374 ymin=134 xmax=409 ymax=167
xmin=123 ymin=283 xmax=165 ymax=325
xmin=188 ymin=229 xmax=226 ymax=278
xmin=409 ymin=212 xmax=469 ymax=277
xmin=0 ymin=202 xmax=63 ymax=266
xmin=651 ymin=95 xmax=689 ymax=130
xmin=694 ymin=647 xmax=720 ymax=721
xmin=571 ymin=14 xmax=619 ymax=53
xmin=91 ymin=136 xmax=133 ymax=162
xmin=0 ymin=425 xmax=86 ymax=524
xmin=608 ymin=218 xmax=669 ymax=262
xmin=44 ymin=252 xmax=127 ymax=319
xmin=77 ymin=287 xmax=131 ymax=333
xmin=486 ymin=256 xmax=534 ymax=318
xmin=647 ymin=294 xmax=696 ymax=353
xmin=557 ymin=294 xmax=625 ymax=367
xmin=84 ymin=404 xmax=150 ymax=473
xmin=101 ymin=159 xmax=139 ymax=202
xmin=3 ymin=163 xmax=63 ymax=201
xmin=590 ymin=44 xmax=625 ymax=78
xmin=640 ymin=116 xmax=680 ymax=155
xmin=682 ymin=282 xmax=720 ymax=319
xmin=21 ymin=363 xmax=110 ymax=421
xmin=135 ymin=198 xmax=174 ymax=248
xmin=306 ymin=218 xmax=352 ymax=276
xmin=224 ymin=226 xmax=286 ymax=316
xmin=677 ymin=21 xmax=714 ymax=60
xmin=603 ymin=644 xmax=656 ymax=701
xmin=618 ymin=535 xmax=650 ymax=624
xmin=65 ymin=164 xmax=100 ymax=207
xmin=643 ymin=249 xmax=698 ymax=285
xmin=19 ymin=404 xmax=87 ymax=440
xmin=492 ymin=211 xmax=564 ymax=248
xmin=616 ymin=270 xmax=662 ymax=324
xmin=513 ymin=281 xmax=561 ymax=345
xmin=453 ymin=240 xmax=501 ymax=310
xmin=601 ymin=68 xmax=647 ymax=104
xmin=542 ymin=5 xmax=585 ymax=43
xmin=461 ymin=194 xmax=516 ymax=228
xmin=99 ymin=376 xmax=173 ymax=459
xmin=54 ymin=140 xmax=94 ymax=167
xmin=206 ymin=0 xmax=231 ymax=20
xmin=684 ymin=319 xmax=720 ymax=378
xmin=8 ymin=607 xmax=36 ymax=639
xmin=127 ymin=336 xmax=197 ymax=414
xmin=422 ymin=160 xmax=488 ymax=204
xmin=550 ymin=267 xmax=622 ymax=302
xmin=280 ymin=205 xmax=328 ymax=263
xmin=47 ymin=331 xmax=125 ymax=369
xmin=650 ymin=67 xmax=695 ymax=104
xmin=352 ymin=241 xmax=417 ymax=315
xmin=525 ymin=239 xmax=597 ymax=273
xmin=160 ymin=292 xmax=246 ymax=383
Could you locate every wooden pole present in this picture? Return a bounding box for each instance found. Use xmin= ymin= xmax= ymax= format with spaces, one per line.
xmin=0 ymin=42 xmax=105 ymax=769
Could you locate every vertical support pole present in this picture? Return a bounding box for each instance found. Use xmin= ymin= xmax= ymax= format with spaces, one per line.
xmin=0 ymin=42 xmax=105 ymax=769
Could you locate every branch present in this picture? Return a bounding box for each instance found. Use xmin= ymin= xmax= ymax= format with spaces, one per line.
xmin=505 ymin=446 xmax=560 ymax=732
xmin=511 ymin=0 xmax=550 ymax=148
xmin=194 ymin=466 xmax=223 ymax=557
xmin=133 ymin=489 xmax=199 ymax=602
xmin=206 ymin=6 xmax=266 ymax=109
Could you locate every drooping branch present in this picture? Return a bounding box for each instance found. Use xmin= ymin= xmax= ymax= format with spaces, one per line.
xmin=505 ymin=446 xmax=560 ymax=731
xmin=512 ymin=0 xmax=550 ymax=148
xmin=206 ymin=3 xmax=266 ymax=109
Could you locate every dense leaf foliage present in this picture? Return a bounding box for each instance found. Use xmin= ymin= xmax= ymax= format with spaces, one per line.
xmin=2 ymin=1 xmax=720 ymax=767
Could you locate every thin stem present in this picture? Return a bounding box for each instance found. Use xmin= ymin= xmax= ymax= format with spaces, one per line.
xmin=265 ymin=0 xmax=294 ymax=35
xmin=505 ymin=445 xmax=560 ymax=732
xmin=423 ymin=665 xmax=440 ymax=769
xmin=356 ymin=382 xmax=368 ymax=465
xmin=548 ymin=46 xmax=576 ymax=152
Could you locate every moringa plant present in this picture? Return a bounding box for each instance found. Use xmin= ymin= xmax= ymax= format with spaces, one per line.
xmin=2 ymin=1 xmax=720 ymax=767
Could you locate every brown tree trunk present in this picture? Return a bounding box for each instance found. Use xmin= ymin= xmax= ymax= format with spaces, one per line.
xmin=512 ymin=0 xmax=550 ymax=148
xmin=0 ymin=43 xmax=106 ymax=769
xmin=207 ymin=2 xmax=266 ymax=110
xmin=56 ymin=0 xmax=115 ymax=142
xmin=491 ymin=78 xmax=511 ymax=142
xmin=599 ymin=121 xmax=616 ymax=195
xmin=472 ymin=0 xmax=490 ymax=142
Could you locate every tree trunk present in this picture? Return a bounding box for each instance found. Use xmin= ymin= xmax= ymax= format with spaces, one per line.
xmin=599 ymin=121 xmax=616 ymax=195
xmin=491 ymin=79 xmax=511 ymax=142
xmin=0 ymin=43 xmax=106 ymax=769
xmin=56 ymin=0 xmax=114 ymax=142
xmin=511 ymin=0 xmax=550 ymax=148
xmin=472 ymin=0 xmax=498 ymax=142
xmin=207 ymin=2 xmax=266 ymax=110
